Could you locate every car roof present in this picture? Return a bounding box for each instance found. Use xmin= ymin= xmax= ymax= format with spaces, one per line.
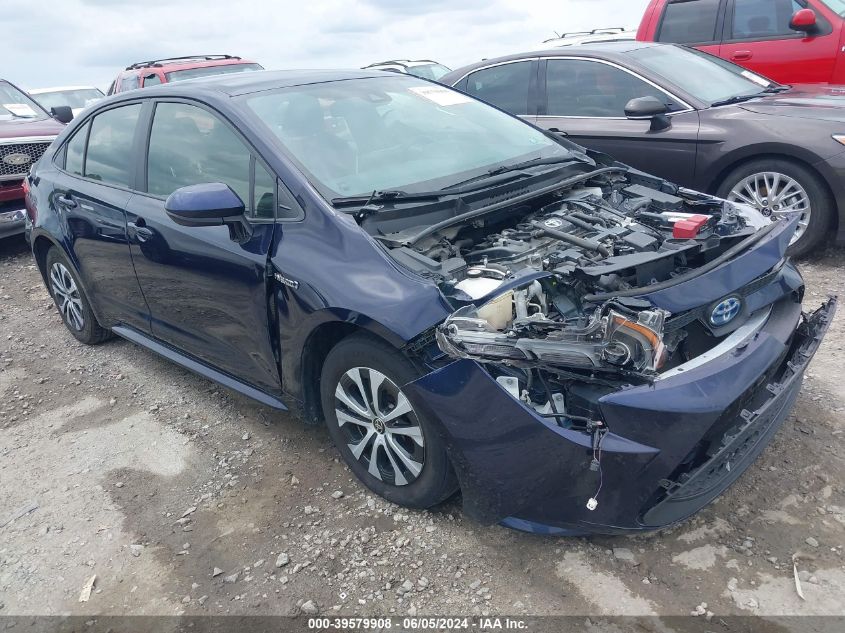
xmin=444 ymin=41 xmax=664 ymax=80
xmin=122 ymin=69 xmax=394 ymax=98
xmin=125 ymin=55 xmax=256 ymax=72
xmin=30 ymin=86 xmax=101 ymax=94
xmin=365 ymin=60 xmax=443 ymax=69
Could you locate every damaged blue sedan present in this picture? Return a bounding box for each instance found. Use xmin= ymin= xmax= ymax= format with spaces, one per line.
xmin=25 ymin=70 xmax=835 ymax=535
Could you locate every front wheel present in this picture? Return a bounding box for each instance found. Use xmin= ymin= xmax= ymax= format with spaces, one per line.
xmin=717 ymin=159 xmax=833 ymax=258
xmin=320 ymin=334 xmax=458 ymax=508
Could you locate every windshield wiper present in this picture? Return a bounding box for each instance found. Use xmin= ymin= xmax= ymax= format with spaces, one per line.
xmin=331 ymin=190 xmax=444 ymax=208
xmin=762 ymin=84 xmax=791 ymax=93
xmin=441 ymin=155 xmax=577 ymax=190
xmin=710 ymin=94 xmax=762 ymax=107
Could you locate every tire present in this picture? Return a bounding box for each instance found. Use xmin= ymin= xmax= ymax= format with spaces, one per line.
xmin=320 ymin=334 xmax=458 ymax=508
xmin=716 ymin=158 xmax=833 ymax=258
xmin=45 ymin=247 xmax=112 ymax=345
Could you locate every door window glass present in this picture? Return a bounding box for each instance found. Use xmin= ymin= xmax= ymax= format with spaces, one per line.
xmin=64 ymin=122 xmax=88 ymax=176
xmin=464 ymin=62 xmax=532 ymax=115
xmin=84 ymin=104 xmax=141 ymax=187
xmin=119 ymin=75 xmax=140 ymax=92
xmin=732 ymin=0 xmax=804 ymax=38
xmin=142 ymin=73 xmax=163 ymax=87
xmin=147 ymin=102 xmax=251 ymax=207
xmin=546 ymin=60 xmax=682 ymax=117
xmin=658 ymin=0 xmax=721 ymax=43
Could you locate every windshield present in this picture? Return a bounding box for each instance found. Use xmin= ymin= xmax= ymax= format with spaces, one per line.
xmin=629 ymin=45 xmax=774 ymax=105
xmin=165 ymin=63 xmax=264 ymax=82
xmin=0 ymin=81 xmax=47 ymax=121
xmin=33 ymin=88 xmax=103 ymax=110
xmin=820 ymin=0 xmax=845 ymax=15
xmin=242 ymin=76 xmax=569 ymax=200
xmin=406 ymin=64 xmax=452 ymax=81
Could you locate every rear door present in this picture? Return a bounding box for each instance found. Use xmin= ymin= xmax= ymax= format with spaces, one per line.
xmin=653 ymin=0 xmax=727 ymax=55
xmin=720 ymin=0 xmax=839 ymax=84
xmin=50 ymin=102 xmax=151 ymax=331
xmin=536 ymin=57 xmax=701 ymax=187
xmin=125 ymin=99 xmax=281 ymax=395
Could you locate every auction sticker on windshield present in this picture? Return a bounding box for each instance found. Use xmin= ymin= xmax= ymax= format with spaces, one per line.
xmin=2 ymin=103 xmax=37 ymax=117
xmin=740 ymin=70 xmax=770 ymax=87
xmin=409 ymin=85 xmax=473 ymax=106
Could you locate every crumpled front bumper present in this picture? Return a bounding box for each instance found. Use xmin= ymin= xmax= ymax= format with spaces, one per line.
xmin=403 ymin=296 xmax=836 ymax=535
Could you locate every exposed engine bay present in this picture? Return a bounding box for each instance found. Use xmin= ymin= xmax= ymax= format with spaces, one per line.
xmin=361 ymin=167 xmax=774 ymax=427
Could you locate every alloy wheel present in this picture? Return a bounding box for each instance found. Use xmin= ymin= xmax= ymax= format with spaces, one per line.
xmin=50 ymin=262 xmax=85 ymax=331
xmin=333 ymin=367 xmax=425 ymax=486
xmin=726 ymin=171 xmax=811 ymax=244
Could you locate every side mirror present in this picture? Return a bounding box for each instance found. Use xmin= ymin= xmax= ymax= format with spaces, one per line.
xmin=790 ymin=8 xmax=817 ymax=32
xmin=625 ymin=96 xmax=671 ymax=132
xmin=50 ymin=106 xmax=74 ymax=124
xmin=165 ymin=183 xmax=252 ymax=241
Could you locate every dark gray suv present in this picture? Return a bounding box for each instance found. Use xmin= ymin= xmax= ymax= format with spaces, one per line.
xmin=442 ymin=42 xmax=845 ymax=256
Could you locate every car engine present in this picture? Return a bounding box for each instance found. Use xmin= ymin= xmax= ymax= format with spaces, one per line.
xmin=377 ymin=177 xmax=768 ymax=382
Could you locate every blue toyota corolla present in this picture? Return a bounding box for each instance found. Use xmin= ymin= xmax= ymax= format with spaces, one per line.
xmin=23 ymin=70 xmax=835 ymax=535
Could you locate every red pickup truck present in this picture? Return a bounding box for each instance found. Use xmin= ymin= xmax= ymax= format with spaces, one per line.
xmin=637 ymin=0 xmax=845 ymax=85
xmin=1 ymin=79 xmax=65 ymax=240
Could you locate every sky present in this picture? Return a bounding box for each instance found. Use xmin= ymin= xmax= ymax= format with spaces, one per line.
xmin=6 ymin=0 xmax=651 ymax=91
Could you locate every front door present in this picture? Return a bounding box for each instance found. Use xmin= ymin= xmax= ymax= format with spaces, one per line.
xmin=535 ymin=58 xmax=701 ymax=188
xmin=719 ymin=0 xmax=840 ymax=84
xmin=125 ymin=100 xmax=282 ymax=395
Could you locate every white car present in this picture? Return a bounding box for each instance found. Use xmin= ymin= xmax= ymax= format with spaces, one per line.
xmin=362 ymin=60 xmax=452 ymax=82
xmin=28 ymin=86 xmax=105 ymax=117
xmin=536 ymin=27 xmax=636 ymax=49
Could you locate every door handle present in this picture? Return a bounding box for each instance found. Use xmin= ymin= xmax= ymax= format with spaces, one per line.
xmin=56 ymin=194 xmax=78 ymax=209
xmin=731 ymin=50 xmax=753 ymax=61
xmin=128 ymin=219 xmax=153 ymax=243
xmin=548 ymin=127 xmax=568 ymax=136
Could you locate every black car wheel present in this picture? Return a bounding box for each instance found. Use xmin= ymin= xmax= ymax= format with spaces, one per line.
xmin=717 ymin=158 xmax=833 ymax=258
xmin=46 ymin=247 xmax=112 ymax=345
xmin=320 ymin=334 xmax=458 ymax=508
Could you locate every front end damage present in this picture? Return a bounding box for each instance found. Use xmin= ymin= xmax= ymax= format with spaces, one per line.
xmin=371 ymin=168 xmax=836 ymax=533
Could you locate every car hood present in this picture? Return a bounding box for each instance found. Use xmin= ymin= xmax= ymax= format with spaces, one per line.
xmin=738 ymin=84 xmax=845 ymax=123
xmin=0 ymin=117 xmax=64 ymax=140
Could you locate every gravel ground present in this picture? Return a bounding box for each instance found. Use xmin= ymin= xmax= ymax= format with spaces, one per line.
xmin=1 ymin=235 xmax=843 ymax=620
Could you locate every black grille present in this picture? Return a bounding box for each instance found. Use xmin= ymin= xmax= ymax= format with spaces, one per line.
xmin=0 ymin=142 xmax=50 ymax=180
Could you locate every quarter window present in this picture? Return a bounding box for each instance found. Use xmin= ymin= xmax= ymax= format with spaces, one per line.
xmin=64 ymin=122 xmax=88 ymax=176
xmin=545 ymin=60 xmax=682 ymax=118
xmin=464 ymin=62 xmax=532 ymax=115
xmin=731 ymin=0 xmax=804 ymax=39
xmin=658 ymin=0 xmax=722 ymax=44
xmin=146 ymin=102 xmax=251 ymax=209
xmin=253 ymin=161 xmax=276 ymax=219
xmin=84 ymin=104 xmax=142 ymax=187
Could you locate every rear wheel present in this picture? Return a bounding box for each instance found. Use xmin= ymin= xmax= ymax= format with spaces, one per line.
xmin=320 ymin=334 xmax=458 ymax=508
xmin=46 ymin=247 xmax=112 ymax=345
xmin=717 ymin=158 xmax=832 ymax=258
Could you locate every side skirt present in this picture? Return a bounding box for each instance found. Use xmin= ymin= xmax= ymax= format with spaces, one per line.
xmin=112 ymin=325 xmax=288 ymax=411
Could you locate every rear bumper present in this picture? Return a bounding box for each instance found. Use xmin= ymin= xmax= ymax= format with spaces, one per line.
xmin=0 ymin=204 xmax=26 ymax=239
xmin=404 ymin=296 xmax=835 ymax=535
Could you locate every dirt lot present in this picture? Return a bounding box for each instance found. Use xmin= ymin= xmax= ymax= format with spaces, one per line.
xmin=1 ymin=235 xmax=843 ymax=621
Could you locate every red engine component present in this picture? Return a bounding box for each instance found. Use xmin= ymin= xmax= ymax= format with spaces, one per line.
xmin=673 ymin=214 xmax=710 ymax=239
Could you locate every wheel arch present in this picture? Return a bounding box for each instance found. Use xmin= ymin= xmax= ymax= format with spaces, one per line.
xmin=297 ymin=315 xmax=424 ymax=425
xmin=706 ymin=150 xmax=839 ymax=236
xmin=31 ymin=230 xmax=110 ymax=326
